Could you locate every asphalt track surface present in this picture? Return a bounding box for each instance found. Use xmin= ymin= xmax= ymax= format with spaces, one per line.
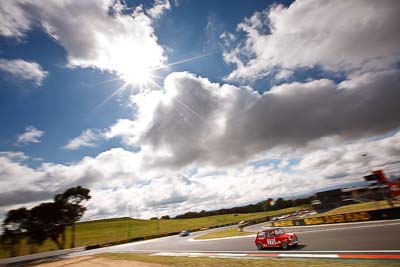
xmin=69 ymin=219 xmax=400 ymax=257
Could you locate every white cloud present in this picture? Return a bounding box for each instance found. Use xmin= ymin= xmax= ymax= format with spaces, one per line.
xmin=0 ymin=151 xmax=28 ymax=162
xmin=1 ymin=131 xmax=399 ymax=220
xmin=2 ymin=0 xmax=400 ymax=222
xmin=275 ymin=69 xmax=294 ymax=81
xmin=0 ymin=59 xmax=48 ymax=87
xmin=295 ymin=133 xmax=400 ymax=178
xmin=0 ymin=0 xmax=166 ymax=83
xmin=219 ymin=32 xmax=236 ymax=47
xmin=0 ymin=148 xmax=144 ymax=209
xmin=104 ymin=90 xmax=165 ymax=145
xmin=223 ymin=0 xmax=400 ymax=81
xmin=147 ymin=0 xmax=171 ymax=19
xmin=118 ymin=70 xmax=400 ymax=169
xmin=16 ymin=126 xmax=44 ymax=145
xmin=64 ymin=129 xmax=103 ymax=150
xmin=0 ymin=1 xmax=31 ymax=38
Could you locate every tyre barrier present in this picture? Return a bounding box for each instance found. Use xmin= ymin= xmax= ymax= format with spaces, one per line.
xmin=271 ymin=207 xmax=400 ymax=227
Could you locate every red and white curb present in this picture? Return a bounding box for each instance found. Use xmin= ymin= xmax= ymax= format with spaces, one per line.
xmin=152 ymin=252 xmax=400 ymax=260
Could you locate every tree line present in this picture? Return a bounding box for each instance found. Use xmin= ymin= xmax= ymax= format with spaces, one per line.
xmin=1 ymin=186 xmax=90 ymax=257
xmin=173 ymin=196 xmax=314 ymax=219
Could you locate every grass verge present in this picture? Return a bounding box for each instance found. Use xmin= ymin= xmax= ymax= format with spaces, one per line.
xmin=98 ymin=253 xmax=400 ymax=267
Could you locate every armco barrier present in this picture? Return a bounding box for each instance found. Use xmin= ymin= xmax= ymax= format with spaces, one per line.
xmin=271 ymin=207 xmax=400 ymax=227
xmin=0 ymin=247 xmax=86 ymax=266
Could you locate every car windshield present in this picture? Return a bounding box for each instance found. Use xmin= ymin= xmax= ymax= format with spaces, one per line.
xmin=274 ymin=228 xmax=285 ymax=235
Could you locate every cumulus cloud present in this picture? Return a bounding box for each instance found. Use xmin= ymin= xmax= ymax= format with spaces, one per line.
xmin=64 ymin=129 xmax=104 ymax=150
xmin=0 ymin=0 xmax=166 ymax=82
xmin=16 ymin=126 xmax=44 ymax=145
xmin=0 ymin=1 xmax=31 ymax=38
xmin=2 ymin=0 xmax=400 ymax=222
xmin=0 ymin=151 xmax=28 ymax=162
xmin=0 ymin=149 xmax=324 ymax=217
xmin=147 ymin=0 xmax=171 ymax=19
xmin=104 ymin=90 xmax=165 ymax=145
xmin=223 ymin=0 xmax=400 ymax=81
xmin=1 ymin=131 xmax=399 ymax=219
xmin=117 ymin=70 xmax=400 ymax=169
xmin=0 ymin=148 xmax=144 ymax=208
xmin=0 ymin=59 xmax=48 ymax=87
xmin=295 ymin=133 xmax=400 ymax=178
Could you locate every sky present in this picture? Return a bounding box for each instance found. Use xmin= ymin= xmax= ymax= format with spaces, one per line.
xmin=0 ymin=0 xmax=400 ymax=220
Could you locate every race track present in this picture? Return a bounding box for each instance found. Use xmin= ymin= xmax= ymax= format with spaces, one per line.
xmin=70 ymin=219 xmax=400 ymax=257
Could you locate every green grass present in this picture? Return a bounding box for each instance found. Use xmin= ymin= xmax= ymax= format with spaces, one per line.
xmin=0 ymin=205 xmax=308 ymax=259
xmin=98 ymin=253 xmax=400 ymax=267
xmin=194 ymin=227 xmax=254 ymax=240
xmin=316 ymin=200 xmax=392 ymax=217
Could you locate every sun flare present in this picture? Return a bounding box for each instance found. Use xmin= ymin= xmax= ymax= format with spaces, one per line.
xmin=121 ymin=66 xmax=153 ymax=87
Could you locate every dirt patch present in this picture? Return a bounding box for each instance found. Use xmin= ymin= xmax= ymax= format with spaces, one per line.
xmin=34 ymin=256 xmax=169 ymax=267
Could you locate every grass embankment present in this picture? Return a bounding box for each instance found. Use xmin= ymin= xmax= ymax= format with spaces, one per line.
xmin=0 ymin=206 xmax=308 ymax=259
xmin=316 ymin=200 xmax=393 ymax=217
xmin=194 ymin=227 xmax=254 ymax=240
xmin=97 ymin=253 xmax=399 ymax=267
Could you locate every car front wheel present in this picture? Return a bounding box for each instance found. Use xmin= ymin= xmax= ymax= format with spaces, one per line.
xmin=281 ymin=242 xmax=288 ymax=250
xmin=256 ymin=243 xmax=263 ymax=250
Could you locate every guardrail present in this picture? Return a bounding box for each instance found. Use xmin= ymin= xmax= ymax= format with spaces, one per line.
xmin=271 ymin=207 xmax=400 ymax=227
xmin=0 ymin=247 xmax=86 ymax=266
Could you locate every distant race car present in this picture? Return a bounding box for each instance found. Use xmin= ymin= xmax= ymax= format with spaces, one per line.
xmin=179 ymin=230 xmax=189 ymax=237
xmin=254 ymin=227 xmax=298 ymax=250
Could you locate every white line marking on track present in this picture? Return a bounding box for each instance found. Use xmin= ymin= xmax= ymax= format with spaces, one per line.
xmin=278 ymin=253 xmax=339 ymax=258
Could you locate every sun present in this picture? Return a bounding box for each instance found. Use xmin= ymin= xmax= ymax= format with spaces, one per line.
xmin=121 ymin=65 xmax=153 ymax=87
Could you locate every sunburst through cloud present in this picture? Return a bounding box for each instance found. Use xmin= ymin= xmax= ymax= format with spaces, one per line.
xmin=1 ymin=0 xmax=400 ymax=260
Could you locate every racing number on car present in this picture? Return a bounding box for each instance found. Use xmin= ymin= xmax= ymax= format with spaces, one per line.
xmin=267 ymin=239 xmax=276 ymax=246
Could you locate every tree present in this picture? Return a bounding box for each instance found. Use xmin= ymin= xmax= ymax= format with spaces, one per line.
xmin=273 ymin=198 xmax=287 ymax=210
xmin=54 ymin=186 xmax=91 ymax=248
xmin=28 ymin=202 xmax=66 ymax=250
xmin=266 ymin=198 xmax=274 ymax=209
xmin=1 ymin=208 xmax=30 ymax=257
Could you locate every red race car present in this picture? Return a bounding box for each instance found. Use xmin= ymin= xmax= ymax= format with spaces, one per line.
xmin=255 ymin=227 xmax=298 ymax=250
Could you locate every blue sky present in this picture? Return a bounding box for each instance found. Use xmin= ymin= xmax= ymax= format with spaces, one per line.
xmin=0 ymin=0 xmax=285 ymax=165
xmin=0 ymin=0 xmax=399 ymax=220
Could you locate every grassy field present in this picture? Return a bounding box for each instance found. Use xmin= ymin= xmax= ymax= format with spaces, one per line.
xmin=97 ymin=253 xmax=400 ymax=267
xmin=193 ymin=227 xmax=254 ymax=240
xmin=316 ymin=200 xmax=393 ymax=217
xmin=0 ymin=206 xmax=308 ymax=259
